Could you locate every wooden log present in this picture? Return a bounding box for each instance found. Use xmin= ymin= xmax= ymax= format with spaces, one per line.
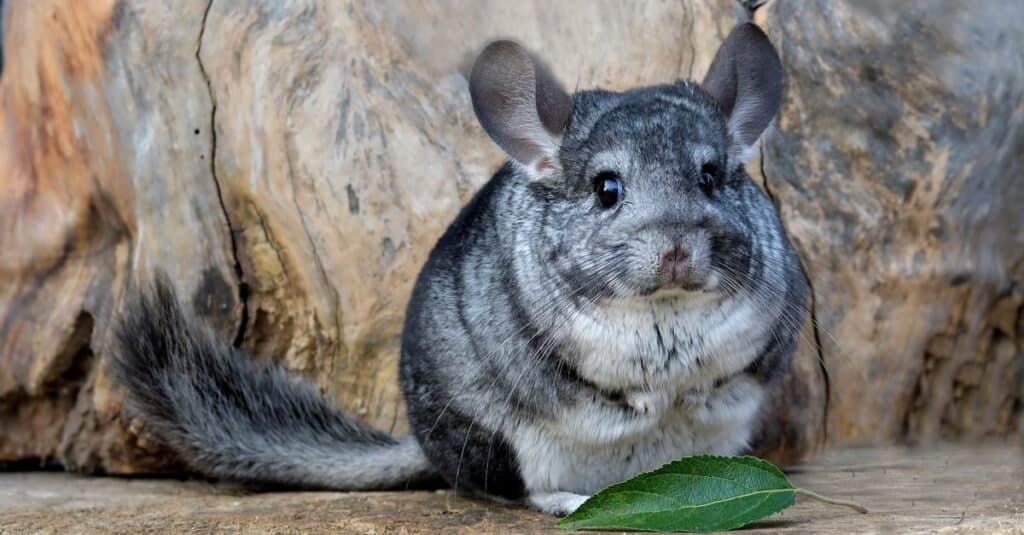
xmin=755 ymin=0 xmax=1024 ymax=443
xmin=1 ymin=0 xmax=1019 ymax=476
xmin=2 ymin=444 xmax=1022 ymax=532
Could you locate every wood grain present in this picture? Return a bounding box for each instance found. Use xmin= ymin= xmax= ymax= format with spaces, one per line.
xmin=2 ymin=444 xmax=1021 ymax=533
xmin=1 ymin=0 xmax=1019 ymax=476
xmin=755 ymin=0 xmax=1024 ymax=443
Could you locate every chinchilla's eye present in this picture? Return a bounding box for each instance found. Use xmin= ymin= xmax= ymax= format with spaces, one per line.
xmin=699 ymin=163 xmax=719 ymax=196
xmin=594 ymin=171 xmax=623 ymax=208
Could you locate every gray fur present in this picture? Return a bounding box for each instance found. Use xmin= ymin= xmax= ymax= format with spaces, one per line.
xmin=469 ymin=40 xmax=573 ymax=173
xmin=113 ymin=22 xmax=806 ymax=516
xmin=402 ymin=22 xmax=805 ymax=513
xmin=113 ymin=273 xmax=436 ymax=489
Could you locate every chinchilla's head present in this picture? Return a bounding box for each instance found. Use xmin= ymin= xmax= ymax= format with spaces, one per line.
xmin=470 ymin=23 xmax=786 ymax=301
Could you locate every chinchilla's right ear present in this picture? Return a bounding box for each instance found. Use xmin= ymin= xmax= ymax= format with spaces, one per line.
xmin=470 ymin=40 xmax=574 ymax=180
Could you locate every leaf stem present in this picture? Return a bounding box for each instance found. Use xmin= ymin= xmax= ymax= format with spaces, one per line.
xmin=794 ymin=488 xmax=869 ymax=514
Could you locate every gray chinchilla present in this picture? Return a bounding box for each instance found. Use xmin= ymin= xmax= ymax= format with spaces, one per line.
xmin=113 ymin=22 xmax=807 ymax=516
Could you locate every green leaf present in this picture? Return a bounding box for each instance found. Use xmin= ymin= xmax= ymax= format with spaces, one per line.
xmin=557 ymin=456 xmax=796 ymax=532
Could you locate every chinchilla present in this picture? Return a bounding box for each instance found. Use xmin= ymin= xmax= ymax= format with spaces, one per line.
xmin=113 ymin=22 xmax=807 ymax=515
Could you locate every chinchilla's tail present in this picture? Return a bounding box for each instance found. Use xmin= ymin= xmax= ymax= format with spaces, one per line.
xmin=112 ymin=271 xmax=436 ymax=489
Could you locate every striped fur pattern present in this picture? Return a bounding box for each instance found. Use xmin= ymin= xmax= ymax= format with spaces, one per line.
xmin=113 ymin=23 xmax=805 ymax=516
xmin=113 ymin=275 xmax=436 ymax=490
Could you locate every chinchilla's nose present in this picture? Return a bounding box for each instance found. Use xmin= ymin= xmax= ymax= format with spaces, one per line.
xmin=659 ymin=244 xmax=690 ymax=284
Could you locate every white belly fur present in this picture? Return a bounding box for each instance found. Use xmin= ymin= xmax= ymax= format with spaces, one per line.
xmin=514 ymin=293 xmax=771 ymax=495
xmin=513 ymin=374 xmax=764 ymax=495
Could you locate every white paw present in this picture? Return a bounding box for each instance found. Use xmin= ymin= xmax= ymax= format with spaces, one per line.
xmin=625 ymin=390 xmax=672 ymax=416
xmin=527 ymin=492 xmax=591 ymax=516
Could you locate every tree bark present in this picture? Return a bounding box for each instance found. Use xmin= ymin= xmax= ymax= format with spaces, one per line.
xmin=0 ymin=0 xmax=1019 ymax=475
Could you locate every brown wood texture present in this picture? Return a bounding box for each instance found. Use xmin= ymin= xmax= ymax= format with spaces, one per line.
xmin=2 ymin=444 xmax=1021 ymax=533
xmin=755 ymin=1 xmax=1024 ymax=444
xmin=0 ymin=0 xmax=1019 ymax=475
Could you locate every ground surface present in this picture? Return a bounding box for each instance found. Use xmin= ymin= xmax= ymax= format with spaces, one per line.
xmin=1 ymin=444 xmax=1021 ymax=534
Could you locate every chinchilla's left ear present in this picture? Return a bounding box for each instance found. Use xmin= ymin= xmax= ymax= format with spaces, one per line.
xmin=470 ymin=40 xmax=574 ymax=180
xmin=701 ymin=23 xmax=784 ymax=164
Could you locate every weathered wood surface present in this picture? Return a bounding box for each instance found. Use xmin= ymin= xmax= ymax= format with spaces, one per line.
xmin=0 ymin=0 xmax=1020 ymax=475
xmin=2 ymin=444 xmax=1021 ymax=534
xmin=754 ymin=1 xmax=1024 ymax=443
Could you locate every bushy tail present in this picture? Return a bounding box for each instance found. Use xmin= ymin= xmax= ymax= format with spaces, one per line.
xmin=112 ymin=272 xmax=436 ymax=489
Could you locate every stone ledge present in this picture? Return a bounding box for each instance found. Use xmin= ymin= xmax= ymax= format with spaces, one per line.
xmin=1 ymin=444 xmax=1021 ymax=534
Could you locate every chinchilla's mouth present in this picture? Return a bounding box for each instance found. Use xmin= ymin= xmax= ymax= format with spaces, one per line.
xmin=641 ymin=282 xmax=710 ymax=299
xmin=640 ymin=273 xmax=709 ymax=295
xmin=606 ymin=283 xmax=724 ymax=310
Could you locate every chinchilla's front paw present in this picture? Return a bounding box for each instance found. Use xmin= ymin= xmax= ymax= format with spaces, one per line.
xmin=625 ymin=390 xmax=672 ymax=417
xmin=528 ymin=492 xmax=591 ymax=516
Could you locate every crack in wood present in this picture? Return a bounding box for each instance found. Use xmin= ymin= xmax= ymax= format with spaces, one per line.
xmin=195 ymin=0 xmax=249 ymax=348
xmin=759 ymin=143 xmax=831 ymax=445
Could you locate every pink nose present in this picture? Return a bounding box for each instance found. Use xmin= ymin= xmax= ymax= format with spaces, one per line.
xmin=660 ymin=245 xmax=690 ymax=283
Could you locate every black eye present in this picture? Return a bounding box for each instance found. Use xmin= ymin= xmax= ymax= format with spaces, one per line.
xmin=594 ymin=171 xmax=623 ymax=208
xmin=699 ymin=163 xmax=719 ymax=196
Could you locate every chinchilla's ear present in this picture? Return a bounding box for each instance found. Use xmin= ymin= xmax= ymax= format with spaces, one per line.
xmin=470 ymin=40 xmax=574 ymax=179
xmin=701 ymin=23 xmax=783 ymax=164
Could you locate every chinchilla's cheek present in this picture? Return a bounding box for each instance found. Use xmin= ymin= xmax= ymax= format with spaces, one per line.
xmin=619 ymin=254 xmax=663 ymax=295
xmin=708 ymin=231 xmax=755 ymax=285
xmin=684 ymin=233 xmax=714 ymax=281
xmin=703 ymin=271 xmax=723 ymax=291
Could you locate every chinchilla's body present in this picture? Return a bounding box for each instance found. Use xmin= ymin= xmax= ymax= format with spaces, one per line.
xmin=114 ymin=23 xmax=807 ymax=515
